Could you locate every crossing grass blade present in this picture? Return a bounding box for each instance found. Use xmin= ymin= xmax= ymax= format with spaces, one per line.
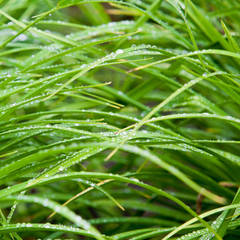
xmin=1 ymin=0 xmax=240 ymax=239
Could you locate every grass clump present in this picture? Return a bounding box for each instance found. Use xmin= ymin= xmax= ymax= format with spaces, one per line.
xmin=0 ymin=0 xmax=240 ymax=239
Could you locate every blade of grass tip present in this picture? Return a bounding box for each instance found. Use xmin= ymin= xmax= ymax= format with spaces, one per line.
xmin=0 ymin=209 xmax=6 ymax=226
xmin=0 ymin=7 xmax=56 ymax=48
xmin=166 ymin=0 xmax=205 ymax=67
xmin=7 ymin=191 xmax=26 ymax=224
xmin=221 ymin=20 xmax=240 ymax=53
xmin=64 ymin=179 xmax=125 ymax=212
xmin=162 ymin=203 xmax=240 ymax=240
xmin=0 ymin=151 xmax=17 ymax=159
xmin=0 ymin=209 xmax=21 ymax=240
xmin=212 ymin=188 xmax=240 ymax=240
xmin=136 ymin=159 xmax=149 ymax=173
xmin=80 ymin=91 xmax=124 ymax=109
xmin=79 ymin=82 xmax=112 ymax=89
xmin=48 ymin=179 xmax=124 ymax=219
xmin=115 ymin=124 xmax=136 ymax=135
xmin=186 ymin=0 xmax=231 ymax=51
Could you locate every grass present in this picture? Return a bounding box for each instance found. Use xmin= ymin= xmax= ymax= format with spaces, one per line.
xmin=0 ymin=0 xmax=240 ymax=239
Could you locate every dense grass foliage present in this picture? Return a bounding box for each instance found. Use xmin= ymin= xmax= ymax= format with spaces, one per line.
xmin=0 ymin=0 xmax=240 ymax=239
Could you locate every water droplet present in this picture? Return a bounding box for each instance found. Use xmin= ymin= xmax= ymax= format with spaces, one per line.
xmin=116 ymin=49 xmax=124 ymax=54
